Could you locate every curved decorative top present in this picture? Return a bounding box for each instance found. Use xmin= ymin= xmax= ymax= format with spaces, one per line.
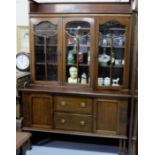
xmin=34 ymin=21 xmax=57 ymax=37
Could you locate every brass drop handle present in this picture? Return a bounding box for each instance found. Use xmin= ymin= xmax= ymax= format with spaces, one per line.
xmin=61 ymin=101 xmax=66 ymax=106
xmin=60 ymin=118 xmax=66 ymax=124
xmin=80 ymin=102 xmax=86 ymax=108
xmin=80 ymin=120 xmax=86 ymax=126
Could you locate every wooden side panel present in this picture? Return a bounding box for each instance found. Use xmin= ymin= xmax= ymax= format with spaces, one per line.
xmin=118 ymin=100 xmax=128 ymax=135
xmin=22 ymin=93 xmax=32 ymax=127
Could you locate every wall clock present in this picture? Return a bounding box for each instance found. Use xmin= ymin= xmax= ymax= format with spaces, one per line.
xmin=16 ymin=52 xmax=30 ymax=71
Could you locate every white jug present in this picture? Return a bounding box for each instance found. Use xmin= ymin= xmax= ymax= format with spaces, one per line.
xmin=103 ymin=77 xmax=111 ymax=86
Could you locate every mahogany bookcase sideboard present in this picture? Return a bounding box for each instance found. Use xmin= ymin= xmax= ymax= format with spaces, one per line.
xmin=18 ymin=1 xmax=136 ymax=155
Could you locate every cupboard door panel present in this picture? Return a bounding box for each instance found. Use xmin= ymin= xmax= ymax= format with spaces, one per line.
xmin=30 ymin=95 xmax=52 ymax=128
xmin=96 ymin=100 xmax=118 ymax=135
xmin=95 ymin=99 xmax=128 ymax=136
xmin=22 ymin=93 xmax=53 ymax=129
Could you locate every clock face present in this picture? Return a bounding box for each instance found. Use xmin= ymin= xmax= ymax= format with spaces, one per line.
xmin=16 ymin=53 xmax=30 ymax=71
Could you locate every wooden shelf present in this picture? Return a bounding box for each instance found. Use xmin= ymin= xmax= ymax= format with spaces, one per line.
xmin=100 ymin=34 xmax=125 ymax=38
xmin=36 ymin=62 xmax=58 ymax=65
xmin=99 ymin=45 xmax=125 ymax=48
xmin=79 ymin=64 xmax=89 ymax=67
xmin=35 ymin=44 xmax=44 ymax=46
xmin=97 ymin=85 xmax=122 ymax=89
xmin=66 ymin=44 xmax=77 ymax=47
xmin=66 ymin=64 xmax=77 ymax=67
xmin=79 ymin=44 xmax=90 ymax=47
xmin=113 ymin=65 xmax=124 ymax=68
xmin=113 ymin=46 xmax=125 ymax=48
xmin=47 ymin=62 xmax=58 ymax=65
xmin=67 ymin=44 xmax=90 ymax=47
xmin=36 ymin=62 xmax=45 ymax=65
xmin=47 ymin=44 xmax=57 ymax=46
xmin=99 ymin=45 xmax=112 ymax=48
xmin=98 ymin=65 xmax=110 ymax=67
xmin=102 ymin=28 xmax=126 ymax=31
xmin=35 ymin=44 xmax=57 ymax=46
xmin=66 ymin=64 xmax=89 ymax=67
xmin=66 ymin=28 xmax=90 ymax=31
xmin=35 ymin=30 xmax=57 ymax=32
xmin=22 ymin=127 xmax=128 ymax=140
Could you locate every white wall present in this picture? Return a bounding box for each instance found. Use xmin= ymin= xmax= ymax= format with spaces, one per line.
xmin=16 ymin=0 xmax=29 ymax=26
xmin=16 ymin=0 xmax=134 ymax=25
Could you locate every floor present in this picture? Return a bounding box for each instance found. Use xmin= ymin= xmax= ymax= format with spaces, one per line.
xmin=26 ymin=140 xmax=119 ymax=155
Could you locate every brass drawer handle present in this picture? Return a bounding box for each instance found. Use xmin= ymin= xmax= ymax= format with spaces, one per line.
xmin=60 ymin=118 xmax=66 ymax=124
xmin=80 ymin=120 xmax=86 ymax=126
xmin=61 ymin=101 xmax=66 ymax=106
xmin=80 ymin=102 xmax=86 ymax=108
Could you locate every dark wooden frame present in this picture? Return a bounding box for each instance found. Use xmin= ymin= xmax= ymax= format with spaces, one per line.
xmin=62 ymin=17 xmax=95 ymax=91
xmin=30 ymin=17 xmax=62 ymax=86
xmin=95 ymin=15 xmax=132 ymax=92
xmin=29 ymin=14 xmax=132 ymax=94
xmin=128 ymin=12 xmax=138 ymax=155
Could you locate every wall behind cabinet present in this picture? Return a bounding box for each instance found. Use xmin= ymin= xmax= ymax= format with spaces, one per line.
xmin=16 ymin=0 xmax=29 ymax=26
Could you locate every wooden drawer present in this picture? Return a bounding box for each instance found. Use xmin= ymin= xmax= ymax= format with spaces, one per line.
xmin=54 ymin=96 xmax=93 ymax=114
xmin=54 ymin=112 xmax=92 ymax=132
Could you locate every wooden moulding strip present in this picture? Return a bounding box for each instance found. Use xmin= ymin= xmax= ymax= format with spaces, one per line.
xmin=23 ymin=127 xmax=128 ymax=139
xmin=29 ymin=3 xmax=132 ymax=14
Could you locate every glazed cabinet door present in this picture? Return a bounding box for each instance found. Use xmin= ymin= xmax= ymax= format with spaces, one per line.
xmin=22 ymin=93 xmax=53 ymax=129
xmin=62 ymin=17 xmax=95 ymax=90
xmin=95 ymin=15 xmax=131 ymax=91
xmin=30 ymin=18 xmax=62 ymax=86
xmin=95 ymin=99 xmax=128 ymax=136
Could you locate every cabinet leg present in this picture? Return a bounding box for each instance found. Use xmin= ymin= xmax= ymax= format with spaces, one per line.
xmin=22 ymin=140 xmax=32 ymax=155
xmin=123 ymin=140 xmax=126 ymax=153
xmin=119 ymin=139 xmax=126 ymax=155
